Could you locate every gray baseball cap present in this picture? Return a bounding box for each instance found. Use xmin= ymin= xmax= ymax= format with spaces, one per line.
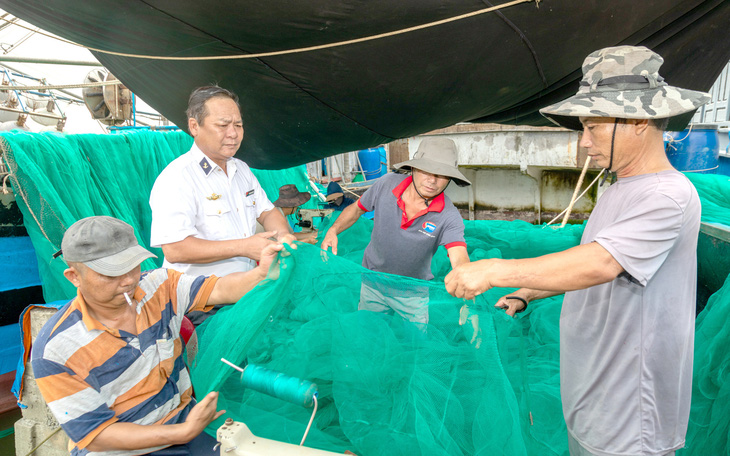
xmin=394 ymin=137 xmax=471 ymax=187
xmin=61 ymin=216 xmax=156 ymax=276
xmin=539 ymin=46 xmax=711 ymax=130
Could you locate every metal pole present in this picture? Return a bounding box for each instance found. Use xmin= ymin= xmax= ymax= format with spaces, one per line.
xmin=0 ymin=62 xmax=84 ymax=101
xmin=0 ymin=105 xmax=65 ymax=120
xmin=0 ymin=56 xmax=102 ymax=66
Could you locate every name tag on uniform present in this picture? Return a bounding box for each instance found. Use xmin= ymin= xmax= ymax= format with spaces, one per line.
xmin=245 ymin=189 xmax=255 ymax=197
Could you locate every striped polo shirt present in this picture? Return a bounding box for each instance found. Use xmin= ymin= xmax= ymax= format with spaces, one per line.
xmin=31 ymin=269 xmax=218 ymax=456
xmin=358 ymin=173 xmax=466 ymax=281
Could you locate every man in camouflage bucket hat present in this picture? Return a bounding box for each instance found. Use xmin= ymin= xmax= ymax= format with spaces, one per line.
xmin=445 ymin=46 xmax=709 ymax=456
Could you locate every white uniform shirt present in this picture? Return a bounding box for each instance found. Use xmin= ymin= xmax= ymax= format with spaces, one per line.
xmin=149 ymin=143 xmax=274 ymax=276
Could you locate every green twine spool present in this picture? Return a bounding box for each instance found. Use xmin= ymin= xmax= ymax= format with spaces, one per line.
xmin=241 ymin=364 xmax=318 ymax=408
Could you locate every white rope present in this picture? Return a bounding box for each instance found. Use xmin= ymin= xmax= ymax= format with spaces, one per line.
xmin=663 ymin=123 xmax=694 ymax=152
xmin=220 ymin=357 xmax=244 ymax=373
xmin=1 ymin=172 xmax=11 ymax=195
xmin=0 ymin=0 xmax=537 ymax=61
xmin=560 ymin=158 xmax=592 ymax=228
xmin=300 ymin=394 xmax=318 ymax=446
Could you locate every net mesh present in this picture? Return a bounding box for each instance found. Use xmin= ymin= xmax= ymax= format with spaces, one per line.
xmin=1 ymin=130 xmax=729 ymax=455
xmin=685 ymin=173 xmax=730 ymax=226
xmin=0 ymin=130 xmax=311 ymax=302
xmin=191 ymin=231 xmax=570 ymax=455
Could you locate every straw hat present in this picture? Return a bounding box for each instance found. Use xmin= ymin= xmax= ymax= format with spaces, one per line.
xmin=325 ymin=181 xmax=344 ymax=202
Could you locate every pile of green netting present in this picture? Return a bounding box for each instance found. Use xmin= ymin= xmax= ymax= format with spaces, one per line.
xmin=685 ymin=173 xmax=730 ymax=225
xmin=192 ymin=220 xmax=580 ymax=455
xmin=0 ymin=130 xmax=317 ymax=302
xmin=191 ymin=174 xmax=730 ymax=455
xmin=680 ymin=172 xmax=730 ymax=456
xmin=1 ymin=130 xmax=729 ymax=455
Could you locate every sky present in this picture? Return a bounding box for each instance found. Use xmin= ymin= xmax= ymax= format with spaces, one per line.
xmin=0 ymin=11 xmax=164 ymax=134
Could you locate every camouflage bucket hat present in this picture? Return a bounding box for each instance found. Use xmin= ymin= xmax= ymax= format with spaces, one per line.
xmin=539 ymin=46 xmax=710 ymax=131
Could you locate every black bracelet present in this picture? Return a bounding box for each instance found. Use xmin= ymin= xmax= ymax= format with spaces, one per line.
xmin=506 ymin=296 xmax=528 ymax=313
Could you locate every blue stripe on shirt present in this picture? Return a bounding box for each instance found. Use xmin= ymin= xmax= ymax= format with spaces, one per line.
xmin=86 ymin=345 xmax=142 ymax=390
xmin=137 ymin=300 xmax=178 ymax=351
xmin=48 ymin=306 xmax=82 ymax=337
xmin=31 ymin=357 xmax=74 ymax=379
xmin=63 ymin=403 xmax=116 ymax=443
xmin=187 ymin=275 xmax=208 ymax=312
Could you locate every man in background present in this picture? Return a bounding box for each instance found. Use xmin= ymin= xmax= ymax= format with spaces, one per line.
xmin=325 ymin=181 xmax=355 ymax=211
xmin=256 ymin=184 xmax=317 ymax=244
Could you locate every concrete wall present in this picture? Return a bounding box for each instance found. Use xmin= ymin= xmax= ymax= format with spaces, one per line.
xmin=395 ymin=124 xmax=608 ymax=224
xmin=15 ymin=307 xmax=70 ymax=456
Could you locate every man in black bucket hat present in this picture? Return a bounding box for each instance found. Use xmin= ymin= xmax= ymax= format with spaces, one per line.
xmin=270 ymin=184 xmax=317 ymax=244
xmin=445 ymin=46 xmax=710 ymax=456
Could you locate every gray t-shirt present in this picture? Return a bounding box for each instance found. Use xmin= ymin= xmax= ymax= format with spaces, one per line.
xmin=561 ymin=170 xmax=700 ymax=456
xmin=358 ymin=173 xmax=466 ymax=280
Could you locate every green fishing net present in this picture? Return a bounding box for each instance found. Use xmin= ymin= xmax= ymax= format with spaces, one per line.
xmin=1 ymin=130 xmax=729 ymax=455
xmin=191 ymin=220 xmax=578 ymax=455
xmin=0 ymin=130 xmax=312 ymax=302
xmin=685 ymin=173 xmax=730 ymax=226
xmin=681 ymin=271 xmax=730 ymax=456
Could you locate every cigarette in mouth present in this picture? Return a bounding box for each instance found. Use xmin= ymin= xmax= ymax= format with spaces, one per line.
xmin=123 ymin=292 xmax=133 ymax=306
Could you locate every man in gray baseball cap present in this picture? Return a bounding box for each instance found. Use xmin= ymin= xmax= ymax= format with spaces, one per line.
xmin=32 ymin=215 xmax=287 ymax=455
xmin=445 ymin=46 xmax=708 ymax=456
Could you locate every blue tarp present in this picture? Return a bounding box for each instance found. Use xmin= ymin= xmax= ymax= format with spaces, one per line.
xmin=0 ymin=324 xmax=20 ymax=376
xmin=0 ymin=237 xmax=41 ymax=292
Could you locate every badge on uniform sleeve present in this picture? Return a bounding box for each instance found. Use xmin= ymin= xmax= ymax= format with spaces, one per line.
xmin=199 ymin=158 xmax=212 ymax=175
xmin=245 ymin=189 xmax=255 ymax=197
xmin=206 ymin=193 xmax=222 ymax=200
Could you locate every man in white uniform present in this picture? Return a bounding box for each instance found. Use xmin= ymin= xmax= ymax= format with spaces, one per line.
xmin=150 ymin=86 xmax=292 ymax=322
xmin=444 ymin=46 xmax=710 ymax=456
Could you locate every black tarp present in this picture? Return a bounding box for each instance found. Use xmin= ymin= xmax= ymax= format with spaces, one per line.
xmin=1 ymin=0 xmax=728 ymax=168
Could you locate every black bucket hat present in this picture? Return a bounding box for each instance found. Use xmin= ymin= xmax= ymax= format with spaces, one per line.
xmin=272 ymin=184 xmax=311 ymax=208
